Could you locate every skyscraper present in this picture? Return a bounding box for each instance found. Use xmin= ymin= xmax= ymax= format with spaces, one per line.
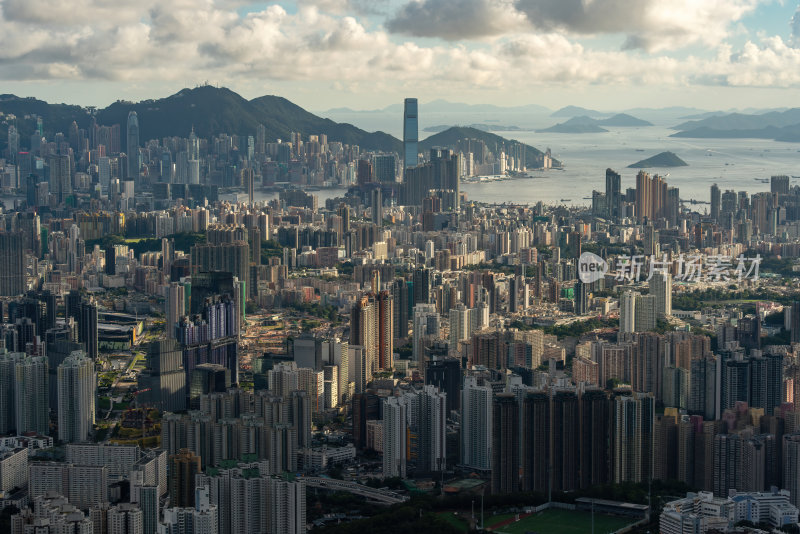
xmin=127 ymin=111 xmax=140 ymax=178
xmin=15 ymin=355 xmax=49 ymax=435
xmin=169 ymin=449 xmax=201 ymax=508
xmin=166 ymin=282 xmax=186 ymax=340
xmin=79 ymin=300 xmax=99 ymax=360
xmin=650 ymin=271 xmax=672 ymax=318
xmin=605 ymin=168 xmax=621 ymax=220
xmin=521 ymin=390 xmax=549 ymax=492
xmin=0 ymin=351 xmax=25 ymax=434
xmin=47 ymin=154 xmax=72 ymax=205
xmin=613 ymin=392 xmax=654 ymax=483
xmin=0 ymin=232 xmax=26 ymax=296
xmin=579 ymin=388 xmax=611 ymax=488
xmin=241 ymin=167 xmax=255 ymax=205
xmin=137 ymin=339 xmax=186 ymax=413
xmin=412 ymin=303 xmax=438 ymax=362
xmin=783 ymin=434 xmax=800 ymax=508
xmin=791 ymin=301 xmax=800 ymax=344
xmin=382 ymin=396 xmax=407 ymax=478
xmin=461 ymin=377 xmax=492 ymax=471
xmin=620 ymin=291 xmax=656 ymax=333
xmin=138 ymin=485 xmax=160 ymax=534
xmin=491 ymin=393 xmax=519 ymax=494
xmin=373 ymin=154 xmax=396 ymax=183
xmin=57 ymin=350 xmax=96 ymax=443
xmin=710 ymin=183 xmax=721 ymax=222
xmin=403 ymin=98 xmax=418 ymax=169
xmin=415 ymin=385 xmax=447 ymax=474
xmin=371 ymin=187 xmax=382 ymax=226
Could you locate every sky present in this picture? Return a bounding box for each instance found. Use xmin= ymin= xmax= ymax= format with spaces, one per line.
xmin=1 ymin=0 xmax=800 ymax=112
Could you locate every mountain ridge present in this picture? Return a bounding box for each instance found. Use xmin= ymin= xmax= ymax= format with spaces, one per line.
xmin=0 ymin=86 xmax=404 ymax=153
xmin=0 ymin=87 xmax=558 ymax=164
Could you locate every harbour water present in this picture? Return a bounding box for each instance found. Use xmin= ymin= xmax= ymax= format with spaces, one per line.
xmin=321 ymin=110 xmax=800 ymax=208
xmin=462 ymin=126 xmax=800 ymax=208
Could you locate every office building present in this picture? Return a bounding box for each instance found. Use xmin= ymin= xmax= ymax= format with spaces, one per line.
xmin=373 ymin=154 xmax=396 ymax=183
xmin=138 ymin=339 xmax=186 ymax=413
xmin=710 ymin=183 xmax=721 ymax=222
xmin=79 ymin=301 xmax=98 ymax=360
xmin=403 ymin=98 xmax=418 ymax=169
xmin=605 ymin=168 xmax=621 ymax=220
xmin=166 ymin=282 xmax=186 ymax=340
xmin=127 ymin=111 xmax=140 ymax=178
xmin=189 ymin=363 xmax=231 ymax=409
xmin=425 ymin=357 xmax=461 ymax=413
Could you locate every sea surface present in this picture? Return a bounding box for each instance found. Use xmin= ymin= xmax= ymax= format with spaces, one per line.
xmin=321 ymin=110 xmax=800 ymax=208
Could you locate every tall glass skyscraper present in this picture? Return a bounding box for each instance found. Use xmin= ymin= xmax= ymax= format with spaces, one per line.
xmin=127 ymin=111 xmax=140 ymax=178
xmin=403 ymin=98 xmax=418 ymax=169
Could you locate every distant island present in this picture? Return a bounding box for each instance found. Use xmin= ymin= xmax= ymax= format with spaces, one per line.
xmin=551 ymin=105 xmax=604 ymax=117
xmin=537 ymin=116 xmax=609 ymax=134
xmin=537 ymin=113 xmax=652 ymax=134
xmin=670 ymin=108 xmax=800 ymax=142
xmin=628 ymin=151 xmax=688 ymax=168
xmin=597 ymin=113 xmax=653 ymax=127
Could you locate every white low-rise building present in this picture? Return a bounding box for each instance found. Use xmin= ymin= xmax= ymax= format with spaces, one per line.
xmin=299 ymin=445 xmax=356 ymax=471
xmin=660 ymin=489 xmax=799 ymax=534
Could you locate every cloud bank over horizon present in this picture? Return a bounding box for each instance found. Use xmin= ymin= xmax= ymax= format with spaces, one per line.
xmin=0 ymin=0 xmax=799 ymax=108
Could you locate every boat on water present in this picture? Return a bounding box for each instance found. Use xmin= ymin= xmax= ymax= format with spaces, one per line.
xmin=560 ymin=198 xmax=571 ymax=202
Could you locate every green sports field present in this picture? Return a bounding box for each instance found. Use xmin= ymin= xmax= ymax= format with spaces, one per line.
xmin=491 ymin=508 xmax=635 ymax=534
xmin=437 ymin=511 xmax=469 ymax=532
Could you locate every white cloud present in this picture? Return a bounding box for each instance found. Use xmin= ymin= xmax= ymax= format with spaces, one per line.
xmin=0 ymin=0 xmax=798 ymax=97
xmin=792 ymin=5 xmax=800 ymax=45
xmin=386 ymin=0 xmax=528 ymax=40
xmin=387 ymin=0 xmax=763 ymax=51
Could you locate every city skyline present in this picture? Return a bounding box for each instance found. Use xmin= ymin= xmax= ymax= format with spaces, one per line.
xmin=3 ymin=7 xmax=800 ymax=530
xmin=2 ymin=1 xmax=800 ymax=111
